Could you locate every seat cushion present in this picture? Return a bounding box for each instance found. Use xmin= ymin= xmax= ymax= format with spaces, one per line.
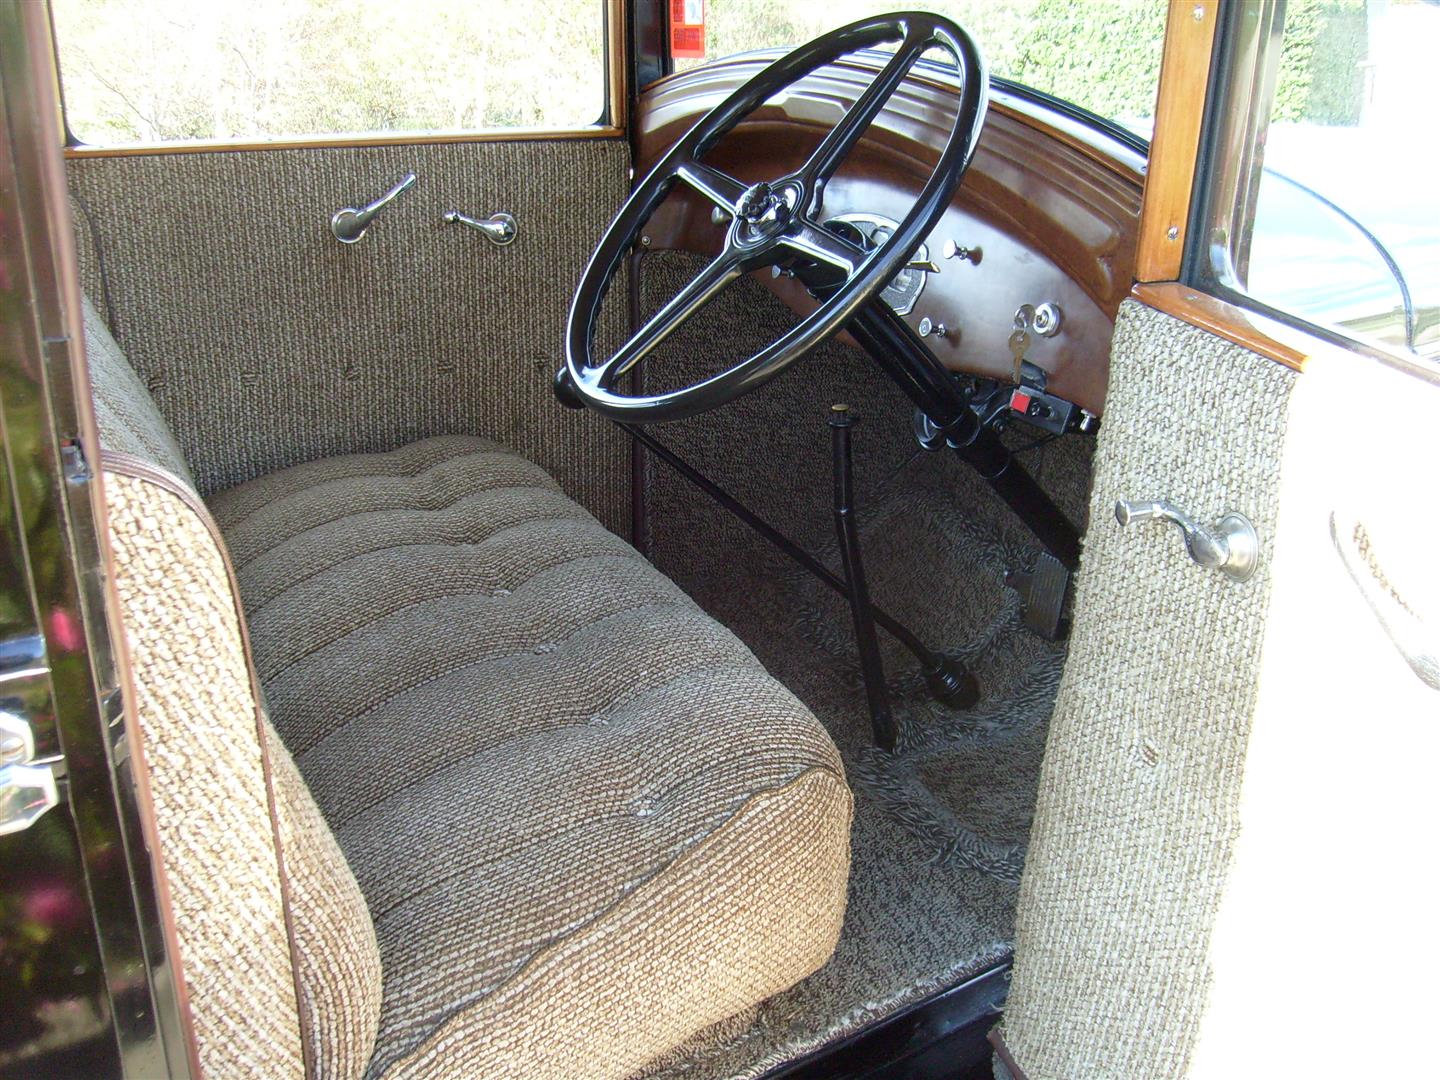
xmin=208 ymin=436 xmax=852 ymax=1079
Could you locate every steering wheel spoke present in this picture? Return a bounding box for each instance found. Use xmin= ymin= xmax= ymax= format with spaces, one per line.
xmin=596 ymin=249 xmax=748 ymax=387
xmin=797 ymin=30 xmax=927 ymax=196
xmin=675 ymin=161 xmax=748 ymax=214
xmin=781 ymin=219 xmax=869 ymax=279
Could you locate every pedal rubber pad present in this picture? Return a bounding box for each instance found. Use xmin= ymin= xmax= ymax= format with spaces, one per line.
xmin=1015 ymin=551 xmax=1070 ymax=641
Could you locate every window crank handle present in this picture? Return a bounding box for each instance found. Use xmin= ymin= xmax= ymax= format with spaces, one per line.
xmin=442 ymin=210 xmax=518 ymax=246
xmin=1115 ymin=498 xmax=1260 ymax=581
xmin=331 ymin=172 xmax=417 ymax=244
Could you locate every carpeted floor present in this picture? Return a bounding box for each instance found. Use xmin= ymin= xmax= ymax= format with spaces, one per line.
xmin=631 ymin=255 xmax=1095 ymax=1078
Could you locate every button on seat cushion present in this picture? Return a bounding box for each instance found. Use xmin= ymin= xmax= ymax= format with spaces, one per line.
xmin=207 ymin=435 xmax=852 ymax=1079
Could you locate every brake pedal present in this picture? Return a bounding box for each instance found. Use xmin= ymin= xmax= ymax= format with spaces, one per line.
xmin=1005 ymin=551 xmax=1071 ymax=641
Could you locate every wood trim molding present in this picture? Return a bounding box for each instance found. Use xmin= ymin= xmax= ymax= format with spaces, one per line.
xmin=1132 ymin=282 xmax=1307 ymax=371
xmin=987 ymin=1028 xmax=1032 ymax=1080
xmin=1135 ymin=0 xmax=1220 ymax=283
xmin=606 ymin=0 xmax=628 ymax=132
xmin=62 ymin=125 xmax=624 ymax=159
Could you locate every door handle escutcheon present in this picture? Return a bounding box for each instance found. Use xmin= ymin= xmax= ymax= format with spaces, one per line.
xmin=1115 ymin=499 xmax=1260 ymax=582
xmin=331 ymin=172 xmax=417 ymax=244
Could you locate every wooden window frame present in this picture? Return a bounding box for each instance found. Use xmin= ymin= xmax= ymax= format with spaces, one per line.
xmin=1134 ymin=0 xmax=1431 ymax=377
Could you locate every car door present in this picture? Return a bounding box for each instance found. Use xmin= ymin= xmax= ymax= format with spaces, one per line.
xmin=993 ymin=3 xmax=1438 ymax=1078
xmin=51 ymin=0 xmax=632 ymax=537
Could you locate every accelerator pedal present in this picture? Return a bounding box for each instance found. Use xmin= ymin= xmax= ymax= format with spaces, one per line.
xmin=1005 ymin=550 xmax=1071 ymax=641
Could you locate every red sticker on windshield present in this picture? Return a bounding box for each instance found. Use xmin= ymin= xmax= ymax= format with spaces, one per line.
xmin=671 ymin=0 xmax=706 ymax=59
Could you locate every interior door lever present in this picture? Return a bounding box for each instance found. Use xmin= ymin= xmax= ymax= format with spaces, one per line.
xmin=331 ymin=172 xmax=417 ymax=244
xmin=442 ymin=210 xmax=518 ymax=246
xmin=1115 ymin=498 xmax=1260 ymax=582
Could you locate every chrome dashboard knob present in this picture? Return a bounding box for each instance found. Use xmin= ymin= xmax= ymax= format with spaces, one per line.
xmin=942 ymin=239 xmax=982 ymax=264
xmin=917 ymin=317 xmax=951 ymax=341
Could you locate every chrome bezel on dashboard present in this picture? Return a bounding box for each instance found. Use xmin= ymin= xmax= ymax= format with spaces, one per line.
xmin=823 ymin=212 xmax=929 ymax=316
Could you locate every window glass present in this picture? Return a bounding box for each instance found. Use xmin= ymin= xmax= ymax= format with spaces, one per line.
xmin=52 ymin=0 xmax=606 ymax=146
xmin=674 ymin=0 xmax=1168 ymax=134
xmin=1212 ymin=0 xmax=1438 ymax=360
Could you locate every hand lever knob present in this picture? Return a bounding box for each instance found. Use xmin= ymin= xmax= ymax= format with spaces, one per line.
xmin=942 ymin=239 xmax=982 ymax=264
xmin=1115 ymin=499 xmax=1260 ymax=582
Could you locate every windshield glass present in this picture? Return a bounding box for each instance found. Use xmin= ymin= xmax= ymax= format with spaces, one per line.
xmin=675 ymin=1 xmax=1168 ymax=135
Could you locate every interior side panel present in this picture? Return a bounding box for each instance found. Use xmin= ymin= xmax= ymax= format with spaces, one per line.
xmin=67 ymin=139 xmax=631 ymax=535
xmin=997 ymin=299 xmax=1296 ymax=1079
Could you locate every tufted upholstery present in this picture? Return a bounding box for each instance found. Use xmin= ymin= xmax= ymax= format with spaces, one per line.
xmin=89 ymin=304 xmax=852 ymax=1078
xmin=208 ymin=437 xmax=852 ymax=1078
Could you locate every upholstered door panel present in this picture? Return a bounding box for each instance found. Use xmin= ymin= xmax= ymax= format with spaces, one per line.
xmin=68 ymin=138 xmax=630 ymax=535
xmin=997 ymin=299 xmax=1296 ymax=1078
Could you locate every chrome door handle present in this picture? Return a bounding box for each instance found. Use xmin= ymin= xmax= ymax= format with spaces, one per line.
xmin=0 ymin=709 xmax=59 ymax=835
xmin=1115 ymin=499 xmax=1260 ymax=582
xmin=442 ymin=210 xmax=517 ymax=246
xmin=331 ymin=172 xmax=417 ymax=244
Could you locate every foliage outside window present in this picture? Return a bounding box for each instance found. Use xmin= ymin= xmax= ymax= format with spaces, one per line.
xmin=52 ymin=0 xmax=606 ymax=146
xmin=677 ymin=0 xmax=1169 ymax=133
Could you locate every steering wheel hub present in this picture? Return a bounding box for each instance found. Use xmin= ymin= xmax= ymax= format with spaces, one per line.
xmin=736 ymin=181 xmax=779 ymax=222
xmin=734 ymin=179 xmax=801 ymax=244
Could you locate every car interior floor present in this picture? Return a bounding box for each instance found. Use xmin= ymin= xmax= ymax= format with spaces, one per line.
xmin=630 ymin=254 xmax=1095 ymax=1078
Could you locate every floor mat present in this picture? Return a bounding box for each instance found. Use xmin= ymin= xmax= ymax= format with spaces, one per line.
xmin=632 ymin=255 xmax=1093 ymax=1077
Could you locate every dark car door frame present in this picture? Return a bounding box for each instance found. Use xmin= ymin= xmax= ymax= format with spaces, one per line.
xmin=0 ymin=3 xmax=196 ymax=1077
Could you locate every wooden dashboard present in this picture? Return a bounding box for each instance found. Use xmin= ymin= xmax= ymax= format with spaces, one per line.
xmin=633 ymin=52 xmax=1146 ymax=416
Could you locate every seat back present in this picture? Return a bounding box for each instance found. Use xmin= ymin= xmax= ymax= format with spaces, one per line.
xmin=86 ymin=298 xmax=382 ymax=1079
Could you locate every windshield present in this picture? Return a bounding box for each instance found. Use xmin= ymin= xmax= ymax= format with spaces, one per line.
xmin=675 ymin=1 xmax=1168 ymax=135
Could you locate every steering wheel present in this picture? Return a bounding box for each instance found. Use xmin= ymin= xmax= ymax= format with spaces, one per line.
xmin=564 ymin=11 xmax=988 ymax=423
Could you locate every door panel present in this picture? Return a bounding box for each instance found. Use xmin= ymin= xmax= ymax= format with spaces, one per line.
xmin=997 ymin=297 xmax=1297 ymax=1078
xmin=998 ymin=295 xmax=1439 ymax=1079
xmin=1186 ymin=346 xmax=1439 ymax=1077
xmin=66 ymin=138 xmax=631 ymax=535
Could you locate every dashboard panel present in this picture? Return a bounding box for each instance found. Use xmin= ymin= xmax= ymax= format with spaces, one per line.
xmin=633 ymin=52 xmax=1146 ymax=416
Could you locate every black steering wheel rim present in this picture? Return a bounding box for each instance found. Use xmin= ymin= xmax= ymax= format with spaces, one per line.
xmin=565 ymin=11 xmax=988 ymax=423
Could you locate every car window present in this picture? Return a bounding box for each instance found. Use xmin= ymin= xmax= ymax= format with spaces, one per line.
xmin=1201 ymin=0 xmax=1439 ymax=360
xmin=51 ymin=0 xmax=607 ymax=147
xmin=673 ymin=0 xmax=1168 ymax=136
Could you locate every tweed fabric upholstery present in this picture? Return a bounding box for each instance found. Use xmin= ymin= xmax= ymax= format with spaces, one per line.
xmin=83 ymin=295 xmax=194 ymax=486
xmin=997 ymin=300 xmax=1296 ymax=1079
xmin=270 ymin=736 xmax=384 ymax=1080
xmin=104 ymin=470 xmax=305 ymax=1079
xmin=208 ymin=438 xmax=853 ymax=1079
xmin=67 ymin=139 xmax=632 ymax=536
xmin=89 ymin=300 xmax=386 ymax=1078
